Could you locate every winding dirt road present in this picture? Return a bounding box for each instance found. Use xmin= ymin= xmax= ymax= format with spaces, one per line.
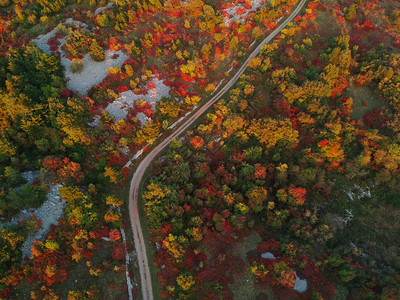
xmin=128 ymin=0 xmax=308 ymax=299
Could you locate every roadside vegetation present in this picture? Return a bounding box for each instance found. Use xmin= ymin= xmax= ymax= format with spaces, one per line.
xmin=141 ymin=0 xmax=400 ymax=298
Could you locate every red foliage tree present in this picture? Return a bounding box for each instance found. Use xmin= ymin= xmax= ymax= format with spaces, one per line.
xmin=363 ymin=107 xmax=388 ymax=129
xmin=112 ymin=243 xmax=126 ymax=260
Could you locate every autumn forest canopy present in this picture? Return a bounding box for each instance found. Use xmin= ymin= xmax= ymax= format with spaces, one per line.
xmin=0 ymin=0 xmax=400 ymax=299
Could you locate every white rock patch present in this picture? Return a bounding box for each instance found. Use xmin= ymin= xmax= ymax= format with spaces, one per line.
xmin=105 ymin=78 xmax=171 ymax=122
xmin=94 ymin=2 xmax=114 ymax=15
xmin=21 ymin=184 xmax=64 ymax=259
xmin=223 ymin=0 xmax=268 ymax=25
xmin=0 ymin=177 xmax=64 ymax=260
xmin=64 ymin=18 xmax=89 ymax=29
xmin=32 ymin=29 xmax=56 ymax=55
xmin=32 ymin=19 xmax=128 ymax=96
xmin=344 ymin=209 xmax=354 ymax=226
xmin=22 ymin=170 xmax=40 ymax=184
xmin=346 ymin=184 xmax=372 ymax=202
xmin=88 ymin=115 xmax=101 ymax=127
xmin=63 ymin=50 xmax=128 ymax=96
xmin=135 ymin=112 xmax=151 ymax=125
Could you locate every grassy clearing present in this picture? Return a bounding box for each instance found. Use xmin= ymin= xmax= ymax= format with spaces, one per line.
xmin=230 ymin=268 xmax=264 ymax=300
xmin=348 ymin=84 xmax=383 ymax=120
xmin=233 ymin=231 xmax=262 ymax=261
xmin=315 ymin=9 xmax=346 ymax=42
xmin=344 ymin=196 xmax=400 ymax=269
xmin=230 ymin=232 xmax=262 ymax=300
xmin=230 ymin=231 xmax=276 ymax=300
xmin=325 ymin=179 xmax=400 ymax=271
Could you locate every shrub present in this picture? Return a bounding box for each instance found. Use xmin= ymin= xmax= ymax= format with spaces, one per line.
xmin=89 ymin=41 xmax=106 ymax=62
xmin=4 ymin=166 xmax=26 ymax=186
xmin=328 ymin=253 xmax=345 ymax=268
xmin=0 ymin=0 xmax=10 ymax=7
xmin=8 ymin=184 xmax=47 ymax=209
xmin=338 ymin=264 xmax=356 ymax=282
xmin=70 ymin=59 xmax=84 ymax=73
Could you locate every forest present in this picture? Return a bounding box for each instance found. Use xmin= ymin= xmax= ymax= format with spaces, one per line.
xmin=0 ymin=0 xmax=400 ymax=299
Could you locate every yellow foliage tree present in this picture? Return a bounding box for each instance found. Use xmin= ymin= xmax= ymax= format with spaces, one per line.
xmin=388 ymin=144 xmax=400 ymax=163
xmin=229 ymin=36 xmax=239 ymax=49
xmin=89 ymin=41 xmax=105 ymax=62
xmin=180 ymin=60 xmax=196 ymax=77
xmin=104 ymin=166 xmax=119 ymax=183
xmin=134 ymin=123 xmax=160 ymax=145
xmin=252 ymin=26 xmax=263 ymax=39
xmin=105 ymin=195 xmax=123 ymax=208
xmin=248 ymin=57 xmax=262 ymax=68
xmin=104 ymin=209 xmax=121 ymax=224
xmin=158 ymin=99 xmax=181 ymax=118
xmin=184 ymin=95 xmax=201 ymax=107
xmin=45 ymin=240 xmax=60 ymax=251
xmin=222 ymin=114 xmax=248 ymax=138
xmin=125 ymin=64 xmax=134 ymax=77
xmin=176 ymin=274 xmax=195 ymax=291
xmin=319 ymin=139 xmax=345 ymax=163
xmin=244 ymin=84 xmax=255 ymax=95
xmin=0 ymin=228 xmax=23 ymax=251
xmin=247 ymin=118 xmax=299 ymax=149
xmin=143 ymin=182 xmax=171 ymax=202
xmin=163 ymin=234 xmax=188 ymax=262
xmin=59 ymin=185 xmax=83 ymax=204
xmin=45 ymin=265 xmax=57 ymax=278
xmin=246 ymin=186 xmax=268 ymax=212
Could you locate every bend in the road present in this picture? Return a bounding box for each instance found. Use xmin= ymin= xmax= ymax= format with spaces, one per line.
xmin=128 ymin=1 xmax=309 ymax=299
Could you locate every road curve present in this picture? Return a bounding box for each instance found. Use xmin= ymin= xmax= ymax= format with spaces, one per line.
xmin=128 ymin=0 xmax=308 ymax=299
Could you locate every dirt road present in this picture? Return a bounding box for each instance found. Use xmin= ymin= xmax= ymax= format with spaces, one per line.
xmin=128 ymin=1 xmax=309 ymax=298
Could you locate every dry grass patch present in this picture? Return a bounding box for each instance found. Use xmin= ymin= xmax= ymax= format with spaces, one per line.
xmin=348 ymin=84 xmax=383 ymax=120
